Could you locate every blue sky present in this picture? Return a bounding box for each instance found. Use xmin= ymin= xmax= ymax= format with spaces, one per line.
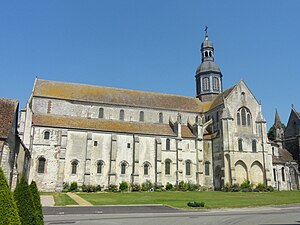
xmin=0 ymin=1 xmax=299 ymax=128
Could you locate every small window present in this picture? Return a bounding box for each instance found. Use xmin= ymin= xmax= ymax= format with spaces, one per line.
xmin=281 ymin=167 xmax=285 ymax=182
xmin=165 ymin=159 xmax=171 ymax=175
xmin=252 ymin=140 xmax=257 ymax=152
xmin=186 ymin=160 xmax=191 ymax=176
xmin=205 ymin=51 xmax=208 ymax=57
xmin=205 ymin=161 xmax=210 ymax=176
xmin=166 ymin=139 xmax=170 ymax=150
xmin=97 ymin=161 xmax=103 ymax=174
xmin=121 ymin=162 xmax=127 ymax=175
xmin=94 ymin=141 xmax=98 ymax=147
xmin=272 ymin=147 xmax=275 ymax=155
xmin=273 ymin=168 xmax=276 ymax=181
xmin=213 ymin=77 xmax=219 ymax=91
xmin=119 ymin=110 xmax=124 ymax=121
xmin=44 ymin=131 xmax=50 ymax=140
xmin=127 ymin=143 xmax=131 ymax=148
xmin=37 ymin=157 xmax=46 ymax=173
xmin=202 ymin=77 xmax=210 ymax=91
xmin=238 ymin=139 xmax=243 ymax=152
xmin=99 ymin=108 xmax=104 ymax=119
xmin=71 ymin=160 xmax=78 ymax=174
xmin=144 ymin=163 xmax=149 ymax=175
xmin=159 ymin=112 xmax=163 ymax=123
xmin=139 ymin=111 xmax=144 ymax=122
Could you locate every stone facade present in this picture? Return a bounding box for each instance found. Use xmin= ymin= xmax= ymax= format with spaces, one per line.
xmin=19 ymin=32 xmax=281 ymax=192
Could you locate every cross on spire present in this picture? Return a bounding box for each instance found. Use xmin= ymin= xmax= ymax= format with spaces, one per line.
xmin=205 ymin=26 xmax=208 ymax=39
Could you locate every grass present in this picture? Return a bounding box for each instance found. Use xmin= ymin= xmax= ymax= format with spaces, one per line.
xmin=40 ymin=192 xmax=78 ymax=206
xmin=75 ymin=191 xmax=300 ymax=209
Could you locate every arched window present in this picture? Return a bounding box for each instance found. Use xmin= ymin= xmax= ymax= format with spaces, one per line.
xmin=205 ymin=161 xmax=210 ymax=175
xmin=44 ymin=131 xmax=50 ymax=140
xmin=205 ymin=51 xmax=208 ymax=57
xmin=202 ymin=77 xmax=210 ymax=91
xmin=166 ymin=138 xmax=170 ymax=150
xmin=71 ymin=160 xmax=78 ymax=174
xmin=37 ymin=157 xmax=46 ymax=173
xmin=273 ymin=168 xmax=277 ymax=181
xmin=139 ymin=111 xmax=144 ymax=122
xmin=186 ymin=160 xmax=191 ymax=176
xmin=247 ymin=114 xmax=251 ymax=126
xmin=281 ymin=167 xmax=285 ymax=182
xmin=121 ymin=162 xmax=127 ymax=175
xmin=238 ymin=139 xmax=243 ymax=152
xmin=99 ymin=108 xmax=104 ymax=119
xmin=252 ymin=140 xmax=257 ymax=152
xmin=97 ymin=161 xmax=104 ymax=174
xmin=159 ymin=112 xmax=163 ymax=123
xmin=144 ymin=163 xmax=149 ymax=175
xmin=165 ymin=159 xmax=171 ymax=175
xmin=237 ymin=112 xmax=241 ymax=125
xmin=119 ymin=110 xmax=124 ymax=121
xmin=213 ymin=77 xmax=219 ymax=91
xmin=241 ymin=108 xmax=246 ymax=126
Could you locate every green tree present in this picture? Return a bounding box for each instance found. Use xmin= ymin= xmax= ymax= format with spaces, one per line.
xmin=267 ymin=123 xmax=286 ymax=141
xmin=30 ymin=181 xmax=44 ymax=225
xmin=0 ymin=167 xmax=21 ymax=225
xmin=14 ymin=175 xmax=36 ymax=225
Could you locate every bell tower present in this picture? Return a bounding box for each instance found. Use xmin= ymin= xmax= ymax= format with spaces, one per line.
xmin=195 ymin=27 xmax=223 ymax=102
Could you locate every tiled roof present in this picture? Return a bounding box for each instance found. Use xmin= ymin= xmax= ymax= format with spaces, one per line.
xmin=33 ymin=79 xmax=211 ymax=113
xmin=209 ymin=84 xmax=236 ymax=110
xmin=272 ymin=148 xmax=295 ymax=164
xmin=0 ymin=98 xmax=18 ymax=139
xmin=32 ymin=114 xmax=195 ymax=138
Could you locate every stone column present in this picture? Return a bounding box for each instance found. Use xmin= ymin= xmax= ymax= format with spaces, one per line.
xmin=131 ymin=135 xmax=140 ymax=185
xmin=84 ymin=132 xmax=93 ymax=185
xmin=56 ymin=130 xmax=67 ymax=191
xmin=176 ymin=138 xmax=183 ymax=184
xmin=108 ymin=134 xmax=117 ymax=186
xmin=155 ymin=138 xmax=162 ymax=186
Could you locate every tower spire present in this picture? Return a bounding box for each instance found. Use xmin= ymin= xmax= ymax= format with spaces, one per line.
xmin=274 ymin=109 xmax=283 ymax=128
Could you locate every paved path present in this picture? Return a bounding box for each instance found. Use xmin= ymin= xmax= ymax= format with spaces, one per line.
xmin=67 ymin=192 xmax=93 ymax=206
xmin=41 ymin=195 xmax=55 ymax=207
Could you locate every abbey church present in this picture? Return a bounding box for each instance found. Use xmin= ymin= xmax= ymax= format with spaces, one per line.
xmin=17 ymin=31 xmax=300 ymax=191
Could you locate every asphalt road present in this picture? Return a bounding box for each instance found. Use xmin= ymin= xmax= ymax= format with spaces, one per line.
xmin=44 ymin=205 xmax=300 ymax=225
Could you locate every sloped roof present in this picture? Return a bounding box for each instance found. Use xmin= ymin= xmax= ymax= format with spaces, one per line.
xmin=0 ymin=141 xmax=4 ymax=151
xmin=272 ymin=148 xmax=295 ymax=164
xmin=33 ymin=79 xmax=211 ymax=113
xmin=0 ymin=98 xmax=18 ymax=139
xmin=32 ymin=114 xmax=195 ymax=138
xmin=209 ymin=84 xmax=236 ymax=110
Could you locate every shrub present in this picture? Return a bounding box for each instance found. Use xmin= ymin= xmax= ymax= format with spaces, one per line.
xmin=82 ymin=184 xmax=100 ymax=192
xmin=240 ymin=180 xmax=251 ymax=190
xmin=14 ymin=175 xmax=36 ymax=225
xmin=187 ymin=201 xmax=205 ymax=207
xmin=223 ymin=182 xmax=231 ymax=192
xmin=267 ymin=185 xmax=274 ymax=192
xmin=188 ymin=183 xmax=201 ymax=191
xmin=107 ymin=184 xmax=118 ymax=192
xmin=70 ymin=182 xmax=78 ymax=192
xmin=165 ymin=182 xmax=173 ymax=191
xmin=141 ymin=180 xmax=153 ymax=191
xmin=119 ymin=181 xmax=129 ymax=191
xmin=30 ymin=181 xmax=44 ymax=225
xmin=154 ymin=184 xmax=164 ymax=192
xmin=62 ymin=182 xmax=70 ymax=192
xmin=230 ymin=183 xmax=240 ymax=192
xmin=0 ymin=167 xmax=21 ymax=225
xmin=131 ymin=183 xmax=141 ymax=192
xmin=256 ymin=183 xmax=266 ymax=192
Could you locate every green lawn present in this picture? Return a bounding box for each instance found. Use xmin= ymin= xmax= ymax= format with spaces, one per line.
xmin=41 ymin=192 xmax=78 ymax=206
xmin=76 ymin=191 xmax=300 ymax=209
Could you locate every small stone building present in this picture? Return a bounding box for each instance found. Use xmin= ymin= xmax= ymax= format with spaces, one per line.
xmin=0 ymin=98 xmax=30 ymax=188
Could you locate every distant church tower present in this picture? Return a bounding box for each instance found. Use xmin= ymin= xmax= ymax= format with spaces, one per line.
xmin=273 ymin=109 xmax=285 ymax=148
xmin=195 ymin=27 xmax=223 ymax=102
